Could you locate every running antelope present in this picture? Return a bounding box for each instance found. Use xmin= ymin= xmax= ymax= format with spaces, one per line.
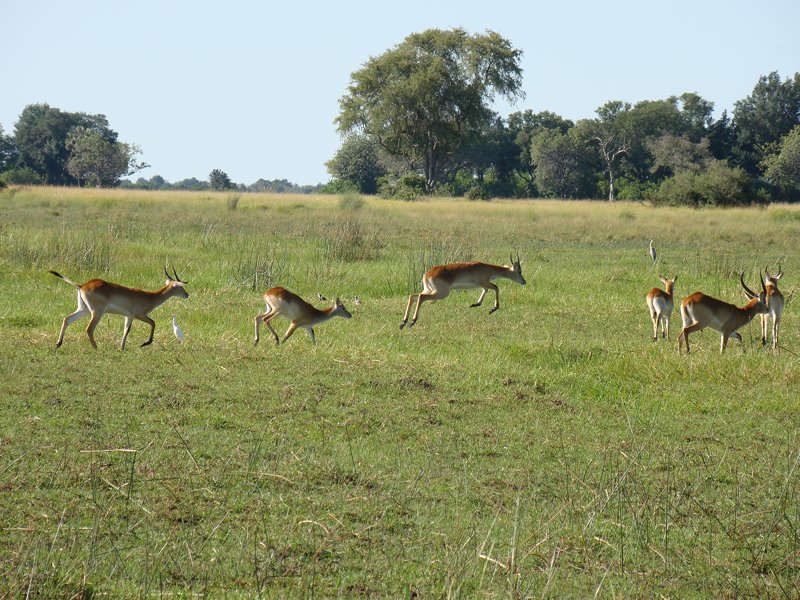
xmin=254 ymin=287 xmax=351 ymax=346
xmin=50 ymin=266 xmax=189 ymax=350
xmin=645 ymin=275 xmax=677 ymax=341
xmin=400 ymin=254 xmax=526 ymax=329
xmin=677 ymin=273 xmax=768 ymax=353
xmin=761 ymin=266 xmax=785 ymax=351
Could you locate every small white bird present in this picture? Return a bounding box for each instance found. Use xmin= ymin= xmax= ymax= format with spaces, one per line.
xmin=353 ymin=296 xmax=362 ymax=306
xmin=649 ymin=239 xmax=657 ymax=263
xmin=317 ymin=293 xmax=327 ymax=302
xmin=172 ymin=315 xmax=185 ymax=342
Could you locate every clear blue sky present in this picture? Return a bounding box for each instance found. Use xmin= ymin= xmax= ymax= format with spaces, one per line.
xmin=2 ymin=0 xmax=798 ymax=186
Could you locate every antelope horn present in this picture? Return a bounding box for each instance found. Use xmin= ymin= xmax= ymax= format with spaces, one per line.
xmin=777 ymin=263 xmax=783 ymax=278
xmin=164 ymin=264 xmax=174 ymax=281
xmin=760 ymin=271 xmax=766 ymax=294
xmin=740 ymin=271 xmax=757 ymax=299
xmin=172 ymin=266 xmax=181 ymax=282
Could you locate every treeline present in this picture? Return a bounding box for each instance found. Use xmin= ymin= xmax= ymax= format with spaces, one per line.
xmin=118 ymin=173 xmax=322 ymax=194
xmin=3 ymin=29 xmax=799 ymax=204
xmin=328 ymin=29 xmax=800 ymax=205
xmin=0 ymin=105 xmax=320 ymax=193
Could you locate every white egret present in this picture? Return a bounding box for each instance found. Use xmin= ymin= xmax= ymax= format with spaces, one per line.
xmin=172 ymin=315 xmax=185 ymax=342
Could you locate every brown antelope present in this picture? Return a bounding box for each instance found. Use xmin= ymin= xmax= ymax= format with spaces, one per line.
xmin=400 ymin=254 xmax=526 ymax=329
xmin=50 ymin=266 xmax=189 ymax=349
xmin=761 ymin=266 xmax=784 ymax=351
xmin=645 ymin=275 xmax=677 ymax=341
xmin=677 ymin=272 xmax=768 ymax=353
xmin=254 ymin=287 xmax=351 ymax=346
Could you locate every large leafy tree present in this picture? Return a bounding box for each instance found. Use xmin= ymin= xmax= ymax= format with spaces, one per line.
xmin=733 ymin=71 xmax=800 ymax=175
xmin=65 ymin=127 xmax=147 ymax=187
xmin=529 ymin=128 xmax=595 ymax=199
xmin=14 ymin=103 xmax=118 ymax=184
xmin=763 ymin=124 xmax=800 ymax=200
xmin=0 ymin=124 xmax=17 ymax=172
xmin=326 ymin=134 xmax=388 ymax=194
xmin=336 ymin=28 xmax=524 ymax=193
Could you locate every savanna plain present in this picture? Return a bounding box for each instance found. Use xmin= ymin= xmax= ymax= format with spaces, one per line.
xmin=0 ymin=187 xmax=798 ymax=598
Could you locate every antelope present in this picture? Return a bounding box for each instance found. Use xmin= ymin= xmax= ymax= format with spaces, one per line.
xmin=50 ymin=266 xmax=189 ymax=350
xmin=645 ymin=275 xmax=677 ymax=341
xmin=254 ymin=287 xmax=352 ymax=346
xmin=761 ymin=266 xmax=784 ymax=351
xmin=400 ymin=254 xmax=526 ymax=329
xmin=677 ymin=272 xmax=768 ymax=353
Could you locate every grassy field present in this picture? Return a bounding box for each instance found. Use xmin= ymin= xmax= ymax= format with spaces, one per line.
xmin=0 ymin=186 xmax=798 ymax=598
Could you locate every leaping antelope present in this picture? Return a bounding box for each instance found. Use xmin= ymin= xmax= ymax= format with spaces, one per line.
xmin=646 ymin=275 xmax=677 ymax=341
xmin=254 ymin=287 xmax=352 ymax=346
xmin=677 ymin=272 xmax=768 ymax=353
xmin=50 ymin=266 xmax=189 ymax=350
xmin=400 ymin=254 xmax=526 ymax=329
xmin=761 ymin=266 xmax=784 ymax=351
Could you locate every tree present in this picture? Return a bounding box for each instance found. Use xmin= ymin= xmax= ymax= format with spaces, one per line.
xmin=529 ymin=128 xmax=595 ymax=199
xmin=326 ymin=134 xmax=388 ymax=194
xmin=209 ymin=169 xmax=233 ymax=190
xmin=14 ymin=103 xmax=118 ymax=184
xmin=648 ymin=134 xmax=712 ymax=178
xmin=65 ymin=127 xmax=148 ymax=187
xmin=336 ymin=28 xmax=524 ymax=193
xmin=508 ymin=110 xmax=574 ymax=196
xmin=0 ymin=124 xmax=17 ymax=172
xmin=733 ymin=71 xmax=800 ymax=175
xmin=763 ymin=125 xmax=800 ymax=200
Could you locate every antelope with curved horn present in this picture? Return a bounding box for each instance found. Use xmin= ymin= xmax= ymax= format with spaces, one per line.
xmin=645 ymin=275 xmax=677 ymax=341
xmin=761 ymin=266 xmax=784 ymax=351
xmin=400 ymin=254 xmax=526 ymax=329
xmin=50 ymin=265 xmax=189 ymax=349
xmin=254 ymin=287 xmax=351 ymax=346
xmin=677 ymin=272 xmax=768 ymax=353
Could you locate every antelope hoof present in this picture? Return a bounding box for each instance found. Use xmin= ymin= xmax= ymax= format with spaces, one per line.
xmin=55 ymin=341 xmax=62 ymax=349
xmin=140 ymin=340 xmax=152 ymax=347
xmin=489 ymin=307 xmax=499 ymax=314
xmin=469 ymin=303 xmax=481 ymax=308
xmin=254 ymin=339 xmax=259 ymax=346
xmin=408 ymin=320 xmax=416 ymax=329
xmin=399 ymin=321 xmax=406 ymax=330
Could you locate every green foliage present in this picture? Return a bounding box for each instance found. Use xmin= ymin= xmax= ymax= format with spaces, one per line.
xmin=733 ymin=71 xmax=800 ymax=175
xmin=336 ymin=28 xmax=524 ymax=193
xmin=656 ymin=160 xmax=753 ymax=206
xmin=762 ymin=124 xmax=800 ymax=201
xmin=530 ymin=128 xmax=596 ymax=198
xmin=326 ymin=134 xmax=387 ymax=194
xmin=65 ymin=127 xmax=145 ymax=187
xmin=0 ymin=167 xmax=43 ymax=185
xmin=378 ymin=173 xmax=427 ymax=200
xmin=13 ymin=103 xmax=120 ymax=185
xmin=208 ymin=169 xmax=233 ymax=191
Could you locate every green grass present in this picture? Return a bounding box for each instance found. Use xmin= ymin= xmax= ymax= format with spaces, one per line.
xmin=0 ymin=187 xmax=798 ymax=597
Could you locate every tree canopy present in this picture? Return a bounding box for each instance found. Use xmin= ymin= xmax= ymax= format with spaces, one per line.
xmin=336 ymin=28 xmax=524 ymax=193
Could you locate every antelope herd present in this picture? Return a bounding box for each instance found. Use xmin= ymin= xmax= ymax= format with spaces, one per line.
xmin=48 ymin=255 xmax=786 ymax=353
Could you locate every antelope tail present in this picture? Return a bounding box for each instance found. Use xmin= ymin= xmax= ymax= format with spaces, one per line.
xmin=49 ymin=270 xmax=80 ymax=288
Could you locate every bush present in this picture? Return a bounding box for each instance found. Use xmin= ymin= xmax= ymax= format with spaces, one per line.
xmin=656 ymin=161 xmax=753 ymax=207
xmin=465 ymin=182 xmax=493 ymax=200
xmin=378 ymin=173 xmax=427 ymax=200
xmin=0 ymin=168 xmax=43 ymax=185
